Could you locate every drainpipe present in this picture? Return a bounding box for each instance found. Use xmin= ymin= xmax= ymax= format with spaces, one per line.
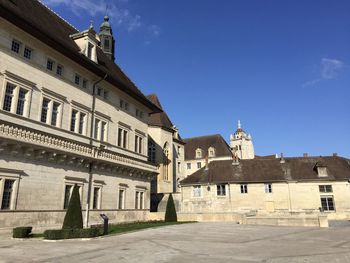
xmin=84 ymin=74 xmax=108 ymax=228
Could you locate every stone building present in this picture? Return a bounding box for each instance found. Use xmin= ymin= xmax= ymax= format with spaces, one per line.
xmin=0 ymin=0 xmax=161 ymax=229
xmin=184 ymin=134 xmax=232 ymax=177
xmin=229 ymin=120 xmax=255 ymax=160
xmin=180 ymin=155 xmax=350 ymax=220
xmin=146 ymin=94 xmax=185 ymax=211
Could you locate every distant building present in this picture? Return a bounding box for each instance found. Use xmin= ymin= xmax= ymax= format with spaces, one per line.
xmin=180 ymin=155 xmax=350 ymax=220
xmin=229 ymin=120 xmax=255 ymax=160
xmin=184 ymin=134 xmax=232 ymax=177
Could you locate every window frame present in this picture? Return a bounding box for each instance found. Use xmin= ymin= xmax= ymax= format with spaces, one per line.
xmin=118 ymin=188 xmax=126 ymax=210
xmin=240 ymin=184 xmax=248 ymax=194
xmin=117 ymin=125 xmax=130 ymax=149
xmin=265 ymin=183 xmax=273 ymax=193
xmin=1 ymin=76 xmax=33 ymax=118
xmin=319 ymin=185 xmax=333 ymax=193
xmin=62 ymin=179 xmax=84 ymax=209
xmin=39 ymin=95 xmax=63 ymax=128
xmin=320 ymin=195 xmax=335 ymax=212
xmin=217 ymin=184 xmax=226 ymax=196
xmin=192 ymin=185 xmax=202 ymax=198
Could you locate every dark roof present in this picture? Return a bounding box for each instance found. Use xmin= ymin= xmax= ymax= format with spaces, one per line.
xmin=146 ymin=94 xmax=173 ymax=129
xmin=181 ymin=156 xmax=350 ymax=185
xmin=0 ymin=0 xmax=161 ymax=112
xmin=183 ymin=134 xmax=232 ymax=160
xmin=146 ymin=94 xmax=185 ymax=144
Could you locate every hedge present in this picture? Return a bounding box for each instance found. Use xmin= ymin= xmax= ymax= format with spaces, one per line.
xmin=62 ymin=184 xmax=83 ymax=229
xmin=13 ymin=226 xmax=32 ymax=238
xmin=164 ymin=193 xmax=178 ymax=222
xmin=44 ymin=228 xmax=100 ymax=240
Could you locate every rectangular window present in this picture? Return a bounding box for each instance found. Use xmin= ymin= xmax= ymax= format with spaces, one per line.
xmin=104 ymin=39 xmax=110 ymax=50
xmin=23 ymin=47 xmax=32 ymax=59
xmin=118 ymin=189 xmax=124 ymax=209
xmin=140 ymin=192 xmax=144 ymax=209
xmin=3 ymin=83 xmax=15 ymax=112
xmin=63 ymin=185 xmax=73 ymax=209
xmin=193 ymin=185 xmax=201 ymax=197
xmin=56 ymin=64 xmax=63 ymax=76
xmin=94 ymin=119 xmax=100 ymax=139
xmin=82 ymin=79 xmax=87 ymax=89
xmin=70 ymin=110 xmax=78 ymax=132
xmin=265 ymin=183 xmax=272 ymax=193
xmin=40 ymin=98 xmax=50 ymax=123
xmin=197 ymin=162 xmax=201 ymax=169
xmin=78 ymin=113 xmax=85 ymax=134
xmin=87 ymin=43 xmax=93 ymax=59
xmin=101 ymin=121 xmax=107 ymax=141
xmin=51 ymin=102 xmax=60 ymax=126
xmin=178 ymin=162 xmax=181 ymax=172
xmin=118 ymin=128 xmax=122 ymax=147
xmin=123 ymin=130 xmax=128 ymax=148
xmin=134 ymin=135 xmax=143 ymax=154
xmin=103 ymin=90 xmax=108 ymax=99
xmin=97 ymin=87 xmax=102 ymax=96
xmin=120 ymin=99 xmax=124 ymax=109
xmin=125 ymin=102 xmax=129 ymax=111
xmin=135 ymin=191 xmax=139 ymax=209
xmin=1 ymin=179 xmax=15 ymax=210
xmin=217 ymin=184 xmax=226 ymax=196
xmin=15 ymin=89 xmax=27 ymax=116
xmin=187 ymin=163 xmax=191 ymax=170
xmin=47 ymin=59 xmax=54 ymax=71
xmin=319 ymin=185 xmax=333 ymax=193
xmin=11 ymin=40 xmax=21 ymax=53
xmin=136 ymin=109 xmax=139 ymax=117
xmin=240 ymin=184 xmax=248 ymax=194
xmin=93 ymin=187 xmax=100 ymax=209
xmin=75 ymin=74 xmax=80 ymax=85
xmin=321 ymin=196 xmax=335 ymax=211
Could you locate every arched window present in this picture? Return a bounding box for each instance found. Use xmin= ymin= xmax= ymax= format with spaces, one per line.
xmin=163 ymin=142 xmax=170 ymax=181
xmin=148 ymin=138 xmax=156 ymax=163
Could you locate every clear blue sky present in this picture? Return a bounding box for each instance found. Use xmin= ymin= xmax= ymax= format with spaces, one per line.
xmin=43 ymin=0 xmax=350 ymax=158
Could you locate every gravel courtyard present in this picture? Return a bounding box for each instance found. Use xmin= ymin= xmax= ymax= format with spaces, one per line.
xmin=1 ymin=222 xmax=350 ymax=262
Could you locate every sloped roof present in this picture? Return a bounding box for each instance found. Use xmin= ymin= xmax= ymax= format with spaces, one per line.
xmin=181 ymin=156 xmax=350 ymax=185
xmin=0 ymin=0 xmax=160 ymax=112
xmin=183 ymin=134 xmax=232 ymax=160
xmin=147 ymin=94 xmax=185 ymax=144
xmin=146 ymin=94 xmax=173 ymax=129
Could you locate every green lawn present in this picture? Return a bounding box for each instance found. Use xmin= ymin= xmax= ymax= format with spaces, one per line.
xmin=29 ymin=221 xmax=195 ymax=239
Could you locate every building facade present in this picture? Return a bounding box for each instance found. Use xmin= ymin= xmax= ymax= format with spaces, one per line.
xmin=184 ymin=134 xmax=232 ymax=177
xmin=180 ymin=156 xmax=350 ymax=220
xmin=0 ymin=0 xmax=160 ymax=229
xmin=229 ymin=120 xmax=255 ymax=160
xmin=146 ymin=94 xmax=185 ymax=211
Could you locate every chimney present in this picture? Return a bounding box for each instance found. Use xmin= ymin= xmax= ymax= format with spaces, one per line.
xmin=303 ymin=153 xmax=309 ymax=157
xmin=280 ymin=153 xmax=285 ymax=164
xmin=333 ymin=153 xmax=338 ymax=157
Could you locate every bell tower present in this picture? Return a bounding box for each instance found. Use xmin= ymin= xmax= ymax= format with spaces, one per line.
xmin=229 ymin=120 xmax=255 ymax=159
xmin=99 ymin=16 xmax=115 ymax=61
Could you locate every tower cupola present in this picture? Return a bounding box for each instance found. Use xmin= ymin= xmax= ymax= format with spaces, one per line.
xmin=99 ymin=16 xmax=115 ymax=61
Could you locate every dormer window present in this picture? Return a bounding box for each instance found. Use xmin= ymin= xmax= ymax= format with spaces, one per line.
xmin=208 ymin=147 xmax=216 ymax=158
xmin=315 ymin=162 xmax=328 ymax=177
xmin=195 ymin=148 xmax=203 ymax=159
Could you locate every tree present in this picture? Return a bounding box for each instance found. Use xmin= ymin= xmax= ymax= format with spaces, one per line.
xmin=164 ymin=193 xmax=177 ymax=222
xmin=62 ymin=184 xmax=83 ymax=229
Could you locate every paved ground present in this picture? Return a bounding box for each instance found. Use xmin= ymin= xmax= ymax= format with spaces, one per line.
xmin=1 ymin=222 xmax=350 ymax=262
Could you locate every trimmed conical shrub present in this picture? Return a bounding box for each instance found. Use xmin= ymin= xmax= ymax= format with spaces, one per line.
xmin=164 ymin=193 xmax=177 ymax=222
xmin=62 ymin=184 xmax=83 ymax=229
